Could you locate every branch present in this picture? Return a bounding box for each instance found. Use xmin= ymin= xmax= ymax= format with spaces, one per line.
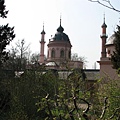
xmin=109 ymin=107 xmax=120 ymax=119
xmin=73 ymin=96 xmax=81 ymax=119
xmin=88 ymin=0 xmax=120 ymax=13
xmin=45 ymin=94 xmax=53 ymax=119
xmin=80 ymin=98 xmax=91 ymax=120
xmin=100 ymin=97 xmax=109 ymax=119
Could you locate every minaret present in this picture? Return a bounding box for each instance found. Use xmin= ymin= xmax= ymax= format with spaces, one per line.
xmin=40 ymin=23 xmax=46 ymax=64
xmin=100 ymin=14 xmax=108 ymax=58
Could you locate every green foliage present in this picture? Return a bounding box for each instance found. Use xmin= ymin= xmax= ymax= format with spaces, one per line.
xmin=0 ymin=0 xmax=15 ymax=70
xmin=0 ymin=0 xmax=8 ymax=18
xmin=1 ymin=67 xmax=120 ymax=119
xmin=97 ymin=78 xmax=120 ymax=119
xmin=111 ymin=25 xmax=120 ymax=69
xmin=3 ymin=39 xmax=30 ymax=70
xmin=36 ymin=69 xmax=88 ymax=120
xmin=0 ymin=69 xmax=59 ymax=119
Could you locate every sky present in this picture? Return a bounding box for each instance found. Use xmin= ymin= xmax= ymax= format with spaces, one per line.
xmin=2 ymin=0 xmax=120 ymax=69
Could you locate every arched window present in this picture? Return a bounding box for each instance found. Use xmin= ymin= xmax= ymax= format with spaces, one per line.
xmin=60 ymin=50 xmax=64 ymax=58
xmin=108 ymin=49 xmax=111 ymax=54
xmin=68 ymin=50 xmax=71 ymax=59
xmin=51 ymin=49 xmax=55 ymax=58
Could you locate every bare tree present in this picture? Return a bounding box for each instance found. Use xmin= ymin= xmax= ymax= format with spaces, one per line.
xmin=71 ymin=53 xmax=88 ymax=68
xmin=5 ymin=39 xmax=30 ymax=70
xmin=15 ymin=39 xmax=30 ymax=60
xmin=30 ymin=53 xmax=40 ymax=64
xmin=88 ymin=0 xmax=120 ymax=13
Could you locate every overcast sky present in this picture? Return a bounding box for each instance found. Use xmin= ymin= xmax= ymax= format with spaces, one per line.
xmin=2 ymin=0 xmax=120 ymax=68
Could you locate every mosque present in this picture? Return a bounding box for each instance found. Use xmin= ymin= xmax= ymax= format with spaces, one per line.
xmin=39 ymin=17 xmax=118 ymax=80
xmin=39 ymin=18 xmax=83 ymax=70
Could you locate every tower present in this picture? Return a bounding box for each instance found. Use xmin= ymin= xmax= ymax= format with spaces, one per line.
xmin=40 ymin=23 xmax=46 ymax=64
xmin=98 ymin=15 xmax=118 ymax=79
xmin=100 ymin=14 xmax=108 ymax=58
xmin=47 ymin=18 xmax=72 ymax=63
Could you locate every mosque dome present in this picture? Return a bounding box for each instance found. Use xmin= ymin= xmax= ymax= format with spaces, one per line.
xmin=52 ymin=31 xmax=70 ymax=41
xmin=57 ymin=25 xmax=64 ymax=32
xmin=51 ymin=18 xmax=70 ymax=42
xmin=106 ymin=34 xmax=116 ymax=46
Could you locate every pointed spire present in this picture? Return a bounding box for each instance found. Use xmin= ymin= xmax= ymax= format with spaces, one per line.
xmin=102 ymin=13 xmax=107 ymax=28
xmin=103 ymin=13 xmax=105 ymax=23
xmin=41 ymin=22 xmax=46 ymax=34
xmin=60 ymin=14 xmax=61 ymax=26
xmin=57 ymin=14 xmax=64 ymax=32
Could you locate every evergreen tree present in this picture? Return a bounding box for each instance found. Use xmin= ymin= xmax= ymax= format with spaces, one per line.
xmin=0 ymin=0 xmax=15 ymax=69
xmin=111 ymin=25 xmax=120 ymax=69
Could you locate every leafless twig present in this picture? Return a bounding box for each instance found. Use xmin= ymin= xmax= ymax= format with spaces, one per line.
xmin=88 ymin=0 xmax=120 ymax=13
xmin=80 ymin=98 xmax=91 ymax=120
xmin=100 ymin=97 xmax=109 ymax=119
xmin=109 ymin=107 xmax=120 ymax=119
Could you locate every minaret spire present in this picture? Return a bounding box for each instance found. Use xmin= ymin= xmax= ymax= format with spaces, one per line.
xmin=57 ymin=14 xmax=64 ymax=32
xmin=100 ymin=14 xmax=108 ymax=58
xmin=40 ymin=22 xmax=46 ymax=64
xmin=43 ymin=22 xmax=44 ymax=30
xmin=60 ymin=14 xmax=61 ymax=26
xmin=103 ymin=13 xmax=105 ymax=23
xmin=41 ymin=22 xmax=45 ymax=35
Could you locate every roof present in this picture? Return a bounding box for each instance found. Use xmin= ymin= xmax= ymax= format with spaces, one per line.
xmin=101 ymin=22 xmax=107 ymax=28
xmin=46 ymin=62 xmax=57 ymax=66
xmin=52 ymin=31 xmax=70 ymax=41
xmin=106 ymin=34 xmax=116 ymax=46
xmin=51 ymin=24 xmax=70 ymax=42
xmin=41 ymin=29 xmax=45 ymax=34
xmin=57 ymin=25 xmax=64 ymax=32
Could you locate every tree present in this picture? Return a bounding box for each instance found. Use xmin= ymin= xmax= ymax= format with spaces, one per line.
xmin=0 ymin=0 xmax=8 ymax=18
xmin=30 ymin=53 xmax=40 ymax=64
xmin=88 ymin=0 xmax=120 ymax=13
xmin=111 ymin=25 xmax=120 ymax=69
xmin=71 ymin=53 xmax=88 ymax=68
xmin=15 ymin=39 xmax=30 ymax=70
xmin=0 ymin=0 xmax=15 ymax=70
xmin=97 ymin=77 xmax=120 ymax=119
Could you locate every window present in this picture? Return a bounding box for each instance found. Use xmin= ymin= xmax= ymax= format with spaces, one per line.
xmin=51 ymin=49 xmax=55 ymax=58
xmin=68 ymin=50 xmax=71 ymax=59
xmin=108 ymin=49 xmax=110 ymax=54
xmin=60 ymin=50 xmax=64 ymax=58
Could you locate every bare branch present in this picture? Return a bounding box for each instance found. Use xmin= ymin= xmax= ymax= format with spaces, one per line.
xmin=100 ymin=97 xmax=109 ymax=119
xmin=80 ymin=98 xmax=91 ymax=120
xmin=88 ymin=0 xmax=120 ymax=13
xmin=109 ymin=107 xmax=120 ymax=119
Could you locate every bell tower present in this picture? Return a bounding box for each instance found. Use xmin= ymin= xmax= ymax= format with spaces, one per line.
xmin=40 ymin=23 xmax=46 ymax=64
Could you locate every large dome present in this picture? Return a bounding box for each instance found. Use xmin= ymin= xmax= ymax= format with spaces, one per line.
xmin=52 ymin=31 xmax=70 ymax=41
xmin=51 ymin=21 xmax=70 ymax=42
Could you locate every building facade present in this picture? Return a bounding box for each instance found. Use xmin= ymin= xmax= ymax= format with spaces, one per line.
xmin=98 ymin=17 xmax=118 ymax=79
xmin=39 ymin=17 xmax=118 ymax=80
xmin=39 ymin=19 xmax=83 ymax=70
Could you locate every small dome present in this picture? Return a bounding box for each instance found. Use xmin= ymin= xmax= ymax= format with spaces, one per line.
xmin=106 ymin=34 xmax=116 ymax=46
xmin=102 ymin=22 xmax=107 ymax=28
xmin=57 ymin=25 xmax=64 ymax=32
xmin=41 ymin=30 xmax=45 ymax=34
